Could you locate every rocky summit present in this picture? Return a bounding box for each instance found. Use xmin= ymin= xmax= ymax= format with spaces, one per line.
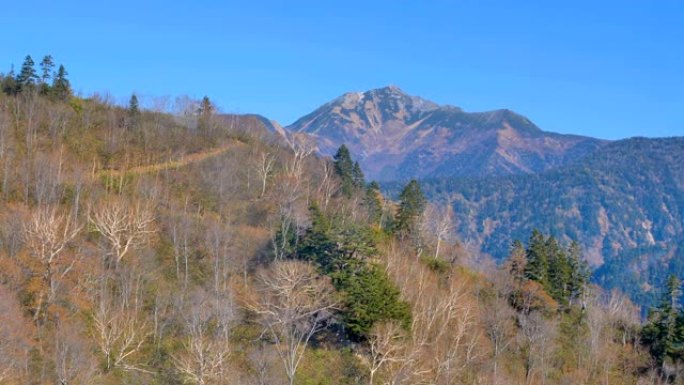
xmin=287 ymin=86 xmax=606 ymax=181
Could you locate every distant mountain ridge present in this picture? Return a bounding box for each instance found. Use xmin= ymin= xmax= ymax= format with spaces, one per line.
xmin=287 ymin=86 xmax=607 ymax=181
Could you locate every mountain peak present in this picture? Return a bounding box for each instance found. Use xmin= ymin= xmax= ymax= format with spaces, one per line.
xmin=372 ymin=84 xmax=404 ymax=94
xmin=312 ymin=86 xmax=441 ymax=126
xmin=330 ymin=86 xmax=439 ymax=108
xmin=287 ymin=88 xmax=606 ymax=181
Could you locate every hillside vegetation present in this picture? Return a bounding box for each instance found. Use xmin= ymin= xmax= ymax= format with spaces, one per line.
xmin=0 ymin=55 xmax=679 ymax=385
xmin=408 ymin=137 xmax=684 ymax=309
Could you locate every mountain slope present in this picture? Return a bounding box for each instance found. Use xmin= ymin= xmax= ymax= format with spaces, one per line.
xmin=288 ymin=86 xmax=607 ymax=181
xmin=411 ymin=137 xmax=684 ymax=306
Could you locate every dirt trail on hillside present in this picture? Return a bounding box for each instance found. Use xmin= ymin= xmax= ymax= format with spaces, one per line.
xmin=97 ymin=141 xmax=245 ymax=179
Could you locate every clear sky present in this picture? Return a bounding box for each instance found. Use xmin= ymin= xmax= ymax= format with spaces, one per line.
xmin=2 ymin=0 xmax=682 ymax=139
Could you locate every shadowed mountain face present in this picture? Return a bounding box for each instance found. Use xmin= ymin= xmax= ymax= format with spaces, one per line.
xmin=287 ymin=86 xmax=607 ymax=181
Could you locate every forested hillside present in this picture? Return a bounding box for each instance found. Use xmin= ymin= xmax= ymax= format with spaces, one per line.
xmin=0 ymin=55 xmax=680 ymax=385
xmin=407 ymin=137 xmax=684 ymax=308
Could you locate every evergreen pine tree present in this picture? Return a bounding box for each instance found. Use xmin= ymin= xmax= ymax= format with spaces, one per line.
xmin=52 ymin=65 xmax=71 ymax=100
xmin=566 ymin=241 xmax=589 ymax=304
xmin=39 ymin=55 xmax=55 ymax=82
xmin=333 ymin=145 xmax=355 ymax=197
xmin=198 ymin=96 xmax=214 ymax=132
xmin=16 ymin=55 xmax=38 ymax=91
xmin=298 ymin=202 xmax=337 ymax=271
xmin=128 ymin=94 xmax=139 ymax=115
xmin=125 ymin=94 xmax=141 ymax=130
xmin=198 ymin=96 xmax=213 ymax=115
xmin=333 ymin=263 xmax=412 ymax=338
xmin=1 ymin=65 xmax=18 ymax=95
xmin=642 ymin=275 xmax=684 ymax=367
xmin=294 ymin=203 xmax=408 ymax=339
xmin=546 ymin=236 xmax=572 ymax=305
xmin=393 ymin=179 xmax=426 ymax=236
xmin=39 ymin=55 xmax=55 ymax=95
xmin=524 ymin=229 xmax=549 ymax=287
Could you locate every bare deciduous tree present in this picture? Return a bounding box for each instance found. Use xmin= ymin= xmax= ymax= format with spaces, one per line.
xmin=55 ymin=320 xmax=98 ymax=385
xmin=284 ymin=133 xmax=315 ymax=182
xmin=246 ymin=341 xmax=281 ymax=385
xmin=517 ymin=310 xmax=556 ymax=385
xmin=89 ymin=200 xmax=155 ymax=268
xmin=582 ymin=288 xmax=644 ymax=384
xmin=173 ymin=290 xmax=235 ymax=385
xmin=32 ymin=151 xmax=64 ymax=205
xmin=91 ymin=273 xmax=151 ymax=373
xmin=368 ymin=322 xmax=406 ymax=385
xmin=316 ymin=160 xmax=339 ymax=210
xmin=169 ymin=203 xmax=193 ymax=286
xmin=483 ymin=287 xmax=516 ymax=385
xmin=24 ymin=207 xmax=82 ymax=321
xmin=420 ymin=202 xmax=455 ymax=261
xmin=255 ymin=150 xmax=276 ymax=199
xmin=245 ymin=260 xmax=336 ymax=385
xmin=383 ymin=244 xmax=484 ymax=385
xmin=269 ymin=175 xmax=309 ymax=262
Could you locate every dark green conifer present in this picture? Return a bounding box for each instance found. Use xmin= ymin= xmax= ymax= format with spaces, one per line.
xmin=52 ymin=65 xmax=71 ymax=100
xmin=566 ymin=241 xmax=589 ymax=304
xmin=127 ymin=94 xmax=140 ymax=128
xmin=298 ymin=202 xmax=337 ymax=271
xmin=198 ymin=96 xmax=214 ymax=132
xmin=642 ymin=275 xmax=684 ymax=367
xmin=39 ymin=55 xmax=55 ymax=95
xmin=393 ymin=179 xmax=426 ymax=236
xmin=333 ymin=264 xmax=412 ymax=337
xmin=524 ymin=230 xmax=548 ymax=286
xmin=333 ymin=145 xmax=355 ymax=197
xmin=295 ymin=202 xmax=408 ymax=339
xmin=128 ymin=94 xmax=139 ymax=115
xmin=1 ymin=66 xmax=18 ymax=95
xmin=16 ymin=55 xmax=38 ymax=91
xmin=546 ymin=236 xmax=571 ymax=305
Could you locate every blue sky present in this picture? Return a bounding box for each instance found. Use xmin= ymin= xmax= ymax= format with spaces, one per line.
xmin=2 ymin=0 xmax=682 ymax=139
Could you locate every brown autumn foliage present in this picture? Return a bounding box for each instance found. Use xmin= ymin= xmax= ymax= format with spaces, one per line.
xmin=0 ymin=87 xmax=652 ymax=385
